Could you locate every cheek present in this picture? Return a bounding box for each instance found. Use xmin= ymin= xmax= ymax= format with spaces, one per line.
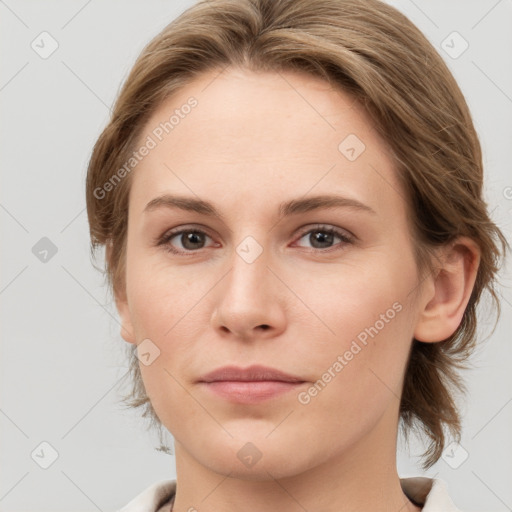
xmin=292 ymin=302 xmax=412 ymax=442
xmin=125 ymin=258 xmax=209 ymax=392
xmin=287 ymin=259 xmax=415 ymax=401
xmin=125 ymin=248 xmax=198 ymax=338
xmin=289 ymin=259 xmax=409 ymax=344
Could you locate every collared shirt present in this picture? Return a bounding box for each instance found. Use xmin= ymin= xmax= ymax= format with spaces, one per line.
xmin=117 ymin=476 xmax=462 ymax=511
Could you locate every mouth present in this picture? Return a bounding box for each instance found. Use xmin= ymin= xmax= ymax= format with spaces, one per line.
xmin=198 ymin=364 xmax=306 ymax=404
xmin=199 ymin=380 xmax=306 ymax=403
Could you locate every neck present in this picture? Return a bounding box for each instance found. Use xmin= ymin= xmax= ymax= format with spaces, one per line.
xmin=170 ymin=405 xmax=421 ymax=512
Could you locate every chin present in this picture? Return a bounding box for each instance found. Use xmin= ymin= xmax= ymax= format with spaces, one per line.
xmin=194 ymin=436 xmax=317 ymax=482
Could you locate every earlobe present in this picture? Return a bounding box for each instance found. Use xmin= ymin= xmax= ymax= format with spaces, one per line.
xmin=413 ymin=237 xmax=481 ymax=343
xmin=106 ymin=241 xmax=137 ymax=345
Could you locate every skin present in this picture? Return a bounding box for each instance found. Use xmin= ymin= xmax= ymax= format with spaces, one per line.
xmin=113 ymin=67 xmax=480 ymax=512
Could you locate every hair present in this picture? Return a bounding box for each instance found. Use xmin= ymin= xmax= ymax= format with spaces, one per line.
xmin=85 ymin=0 xmax=508 ymax=469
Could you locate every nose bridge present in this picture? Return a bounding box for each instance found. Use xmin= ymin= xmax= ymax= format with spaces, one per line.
xmin=212 ymin=230 xmax=286 ymax=338
xmin=227 ymin=233 xmax=272 ymax=299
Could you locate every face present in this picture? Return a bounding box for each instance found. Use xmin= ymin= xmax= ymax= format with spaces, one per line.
xmin=116 ymin=67 xmax=427 ymax=479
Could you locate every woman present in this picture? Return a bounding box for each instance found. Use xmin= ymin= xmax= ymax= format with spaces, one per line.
xmin=85 ymin=0 xmax=508 ymax=510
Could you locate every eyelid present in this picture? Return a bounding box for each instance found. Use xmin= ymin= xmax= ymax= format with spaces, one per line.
xmin=153 ymin=224 xmax=214 ymax=244
xmin=293 ymin=223 xmax=355 ymax=242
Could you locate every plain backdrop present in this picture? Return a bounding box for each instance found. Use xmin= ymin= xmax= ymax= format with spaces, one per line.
xmin=1 ymin=1 xmax=511 ymax=511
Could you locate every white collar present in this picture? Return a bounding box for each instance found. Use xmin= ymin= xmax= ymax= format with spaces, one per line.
xmin=118 ymin=477 xmax=461 ymax=511
xmin=401 ymin=477 xmax=461 ymax=511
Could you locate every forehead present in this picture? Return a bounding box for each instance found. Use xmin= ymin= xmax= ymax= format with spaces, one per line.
xmin=129 ymin=67 xmax=404 ymax=217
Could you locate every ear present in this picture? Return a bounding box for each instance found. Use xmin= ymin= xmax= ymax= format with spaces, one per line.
xmin=106 ymin=241 xmax=136 ymax=345
xmin=414 ymin=236 xmax=481 ymax=343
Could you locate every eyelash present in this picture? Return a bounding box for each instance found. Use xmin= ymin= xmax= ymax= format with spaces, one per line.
xmin=155 ymin=224 xmax=354 ymax=256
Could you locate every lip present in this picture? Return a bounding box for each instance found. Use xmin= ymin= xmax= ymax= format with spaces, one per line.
xmin=198 ymin=365 xmax=306 ymax=404
xmin=199 ymin=364 xmax=304 ymax=383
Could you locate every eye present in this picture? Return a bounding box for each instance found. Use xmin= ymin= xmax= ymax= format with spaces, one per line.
xmin=293 ymin=225 xmax=354 ymax=252
xmin=157 ymin=227 xmax=216 ymax=255
xmin=155 ymin=224 xmax=354 ymax=256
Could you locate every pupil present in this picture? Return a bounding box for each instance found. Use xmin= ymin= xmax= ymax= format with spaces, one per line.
xmin=183 ymin=232 xmax=204 ymax=249
xmin=312 ymin=231 xmax=333 ymax=248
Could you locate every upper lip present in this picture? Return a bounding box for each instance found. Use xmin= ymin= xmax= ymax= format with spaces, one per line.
xmin=199 ymin=364 xmax=305 ymax=383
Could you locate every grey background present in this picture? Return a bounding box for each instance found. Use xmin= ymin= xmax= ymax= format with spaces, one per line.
xmin=1 ymin=1 xmax=511 ymax=511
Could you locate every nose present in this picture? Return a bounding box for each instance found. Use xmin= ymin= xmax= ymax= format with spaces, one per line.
xmin=211 ymin=242 xmax=287 ymax=341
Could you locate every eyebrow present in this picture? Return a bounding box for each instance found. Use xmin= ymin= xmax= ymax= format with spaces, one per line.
xmin=143 ymin=193 xmax=376 ymax=218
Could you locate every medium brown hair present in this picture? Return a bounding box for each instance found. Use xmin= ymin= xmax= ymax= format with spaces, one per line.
xmin=85 ymin=0 xmax=508 ymax=469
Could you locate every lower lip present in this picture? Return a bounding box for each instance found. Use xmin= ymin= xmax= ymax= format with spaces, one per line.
xmin=200 ymin=380 xmax=305 ymax=404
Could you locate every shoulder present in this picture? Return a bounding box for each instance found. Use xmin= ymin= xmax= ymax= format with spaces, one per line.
xmin=400 ymin=476 xmax=462 ymax=511
xmin=117 ymin=479 xmax=176 ymax=512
